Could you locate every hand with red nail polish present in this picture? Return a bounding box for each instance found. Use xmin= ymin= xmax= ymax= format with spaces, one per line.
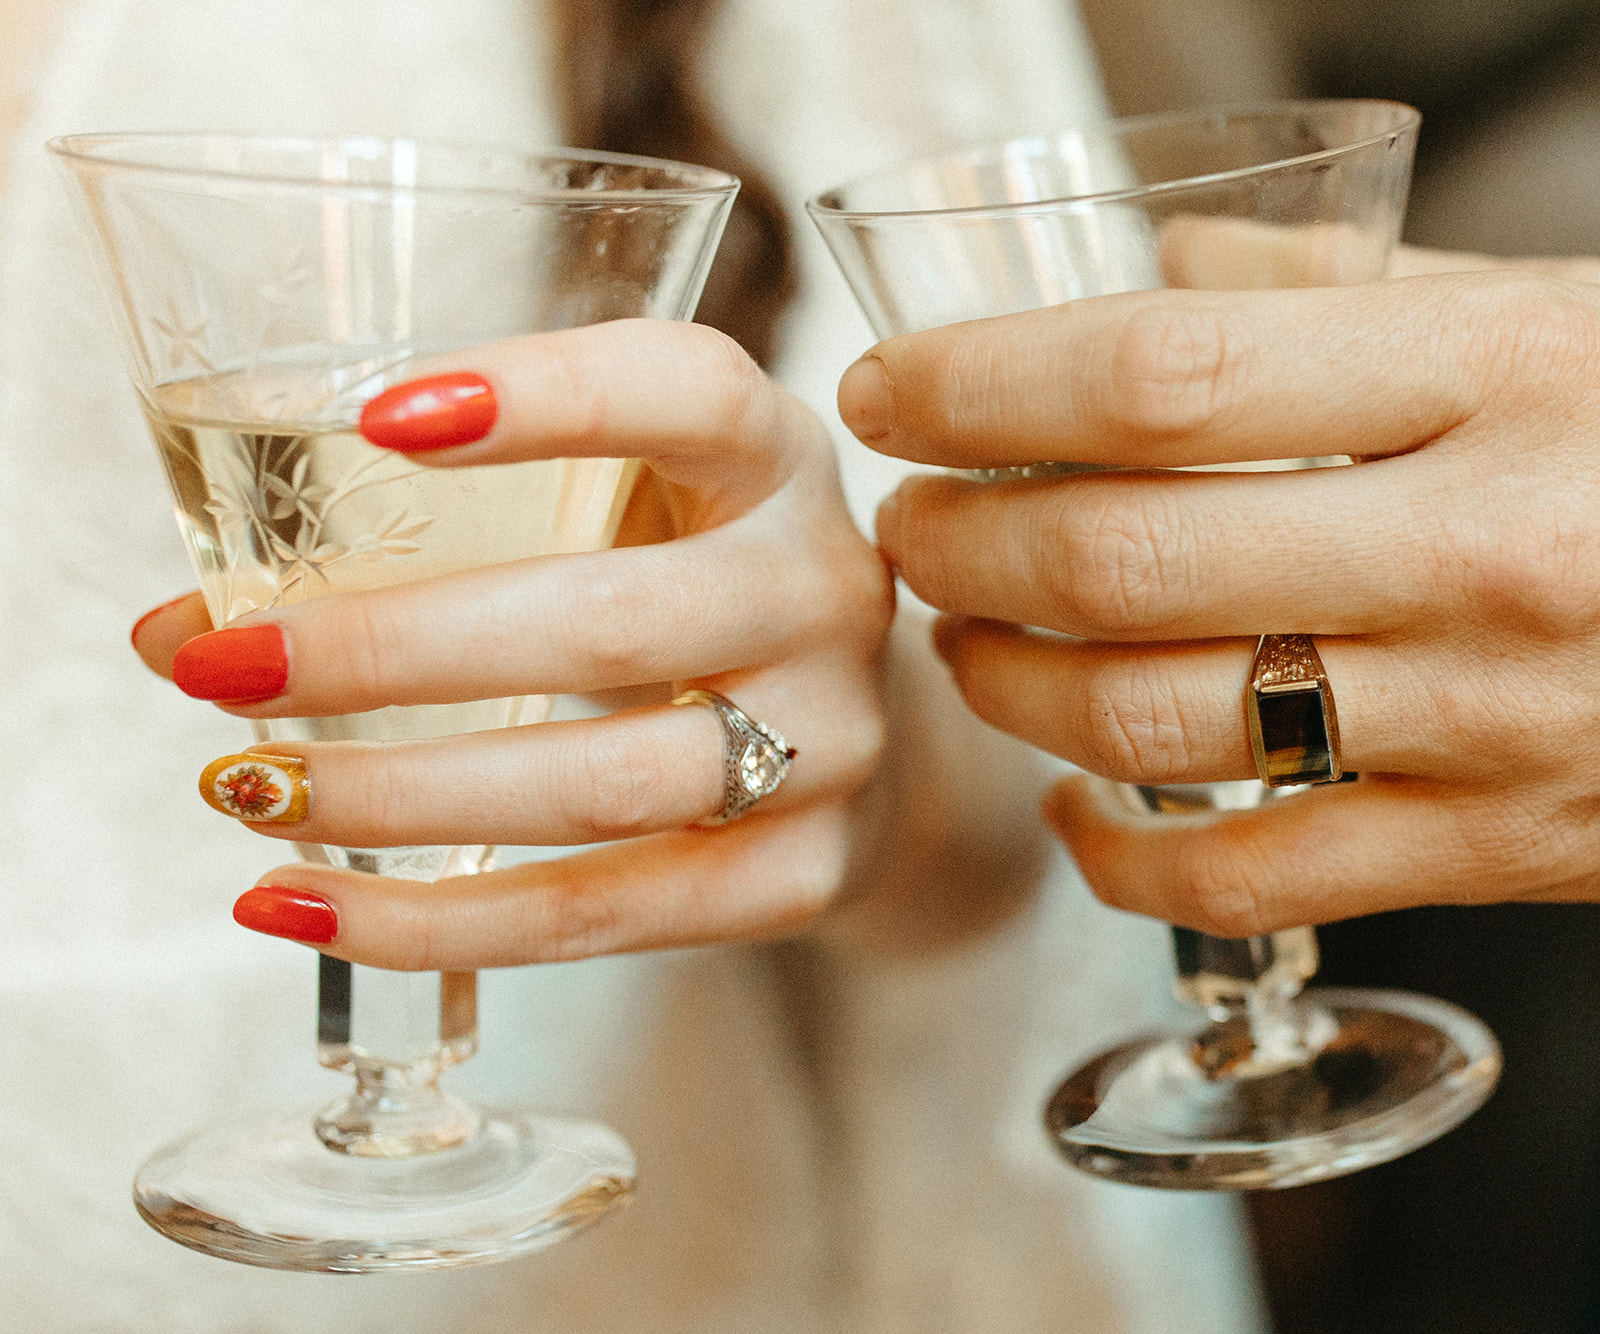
xmin=134 ymin=319 xmax=951 ymax=971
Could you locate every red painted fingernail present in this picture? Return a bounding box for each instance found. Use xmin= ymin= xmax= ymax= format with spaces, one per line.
xmin=130 ymin=591 xmax=200 ymax=652
xmin=233 ymin=886 xmax=338 ymax=944
xmin=172 ymin=624 xmax=288 ymax=701
xmin=359 ymin=372 xmax=497 ymax=452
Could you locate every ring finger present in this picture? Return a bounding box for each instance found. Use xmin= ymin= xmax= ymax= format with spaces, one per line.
xmin=933 ymin=616 xmax=1506 ymax=785
xmin=199 ymin=656 xmax=879 ymax=848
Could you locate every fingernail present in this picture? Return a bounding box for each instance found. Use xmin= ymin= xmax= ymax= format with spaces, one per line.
xmin=199 ymin=753 xmax=311 ymax=823
xmin=233 ymin=885 xmax=337 ymax=944
xmin=130 ymin=591 xmax=199 ymax=653
xmin=359 ymin=372 xmax=497 ymax=452
xmin=838 ymin=354 xmax=891 ymax=442
xmin=172 ymin=624 xmax=288 ymax=702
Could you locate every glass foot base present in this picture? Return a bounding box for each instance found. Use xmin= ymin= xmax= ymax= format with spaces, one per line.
xmin=1045 ymin=987 xmax=1500 ymax=1190
xmin=134 ymin=1103 xmax=635 ymax=1271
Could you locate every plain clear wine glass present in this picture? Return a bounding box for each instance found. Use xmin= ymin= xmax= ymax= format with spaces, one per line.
xmin=54 ymin=133 xmax=738 ymax=1268
xmin=810 ymin=100 xmax=1501 ymax=1190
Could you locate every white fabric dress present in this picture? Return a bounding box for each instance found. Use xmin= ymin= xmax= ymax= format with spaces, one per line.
xmin=0 ymin=1 xmax=1267 ymax=1329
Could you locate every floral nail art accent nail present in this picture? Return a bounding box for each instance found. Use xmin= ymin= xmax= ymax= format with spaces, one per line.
xmin=199 ymin=752 xmax=310 ymax=823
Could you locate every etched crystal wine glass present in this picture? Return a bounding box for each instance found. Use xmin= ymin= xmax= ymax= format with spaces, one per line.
xmin=810 ymin=101 xmax=1501 ymax=1189
xmin=54 ymin=133 xmax=738 ymax=1267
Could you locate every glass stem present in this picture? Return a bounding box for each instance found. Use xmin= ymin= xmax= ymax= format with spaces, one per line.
xmin=314 ymin=956 xmax=479 ymax=1156
xmin=300 ymin=848 xmax=486 ymax=1158
xmin=1173 ymin=926 xmax=1332 ymax=1079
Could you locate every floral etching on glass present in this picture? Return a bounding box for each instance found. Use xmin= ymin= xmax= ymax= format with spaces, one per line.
xmin=175 ymin=424 xmax=435 ymax=619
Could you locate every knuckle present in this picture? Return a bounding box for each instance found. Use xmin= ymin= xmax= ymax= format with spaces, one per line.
xmin=567 ymin=727 xmax=666 ymax=840
xmin=1431 ymin=649 xmax=1594 ymax=782
xmin=1077 ymin=660 xmax=1196 ymax=783
xmin=384 ymin=900 xmax=443 ymax=972
xmin=682 ymin=323 xmax=766 ymax=439
xmin=355 ymin=748 xmax=413 ymax=848
xmin=1452 ymin=792 xmax=1561 ymax=882
xmin=1457 ymin=273 xmax=1600 ymax=395
xmin=539 ymin=339 xmax=612 ymax=444
xmin=334 ymin=597 xmax=400 ymax=706
xmin=1445 ymin=495 xmax=1600 ymax=644
xmin=569 ymin=564 xmax=667 ymax=682
xmin=1047 ymin=488 xmax=1188 ymax=636
xmin=1171 ymin=842 xmax=1270 ymax=938
xmin=533 ymin=874 xmax=625 ymax=961
xmin=1106 ymin=304 xmax=1246 ymax=439
xmin=941 ymin=335 xmax=1017 ymax=438
xmin=772 ymin=546 xmax=847 ymax=642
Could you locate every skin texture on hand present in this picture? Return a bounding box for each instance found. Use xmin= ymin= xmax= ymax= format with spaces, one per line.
xmin=853 ymin=266 xmax=1600 ymax=935
xmin=134 ymin=320 xmax=898 ymax=970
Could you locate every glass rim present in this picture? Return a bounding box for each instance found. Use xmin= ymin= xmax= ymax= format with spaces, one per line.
xmin=46 ymin=131 xmax=742 ymax=204
xmin=806 ymin=98 xmax=1421 ymax=222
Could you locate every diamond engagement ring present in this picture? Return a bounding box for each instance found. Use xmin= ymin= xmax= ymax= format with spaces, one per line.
xmin=672 ymin=689 xmax=797 ymax=825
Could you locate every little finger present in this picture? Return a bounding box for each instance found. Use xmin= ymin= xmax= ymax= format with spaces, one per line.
xmin=234 ymin=802 xmax=853 ymax=969
xmin=1048 ymin=773 xmax=1597 ymax=933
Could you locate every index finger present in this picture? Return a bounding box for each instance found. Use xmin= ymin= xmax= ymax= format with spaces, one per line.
xmin=361 ymin=318 xmax=822 ymax=510
xmin=836 ymin=274 xmax=1581 ymax=469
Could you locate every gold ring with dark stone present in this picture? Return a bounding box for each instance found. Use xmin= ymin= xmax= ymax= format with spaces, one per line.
xmin=1246 ymin=634 xmax=1343 ymax=787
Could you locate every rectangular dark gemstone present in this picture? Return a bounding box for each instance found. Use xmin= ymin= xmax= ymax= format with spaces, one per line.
xmin=1258 ymin=681 xmax=1334 ymax=784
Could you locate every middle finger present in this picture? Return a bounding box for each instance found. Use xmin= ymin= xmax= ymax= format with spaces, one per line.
xmin=877 ymin=457 xmax=1451 ymax=641
xmin=166 ymin=511 xmax=868 ymax=714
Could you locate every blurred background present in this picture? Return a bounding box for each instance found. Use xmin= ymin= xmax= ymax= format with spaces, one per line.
xmin=1079 ymin=1 xmax=1600 ymax=1329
